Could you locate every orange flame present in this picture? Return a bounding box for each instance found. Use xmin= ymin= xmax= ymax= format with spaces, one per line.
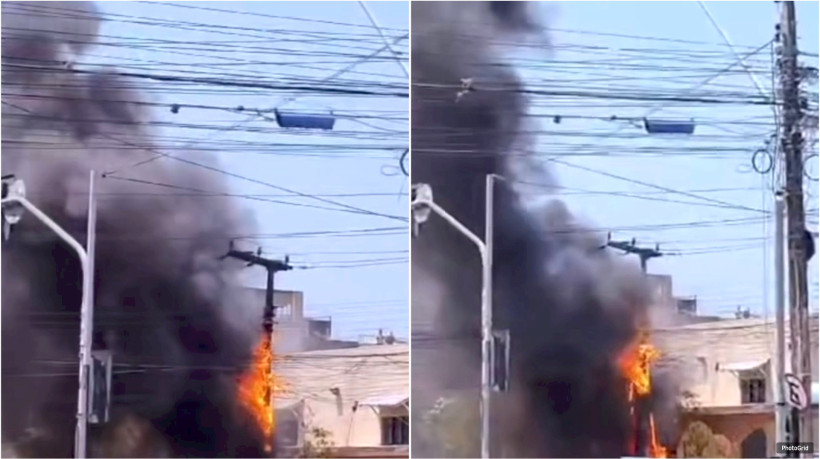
xmin=649 ymin=414 xmax=668 ymax=458
xmin=238 ymin=334 xmax=276 ymax=453
xmin=619 ymin=334 xmax=659 ymax=398
xmin=619 ymin=332 xmax=667 ymax=458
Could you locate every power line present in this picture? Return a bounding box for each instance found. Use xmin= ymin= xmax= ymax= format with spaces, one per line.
xmin=3 ymin=101 xmax=407 ymax=223
xmin=540 ymin=157 xmax=768 ymax=214
xmin=6 ymin=64 xmax=408 ymax=98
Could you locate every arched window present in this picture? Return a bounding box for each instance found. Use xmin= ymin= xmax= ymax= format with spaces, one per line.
xmin=740 ymin=428 xmax=767 ymax=458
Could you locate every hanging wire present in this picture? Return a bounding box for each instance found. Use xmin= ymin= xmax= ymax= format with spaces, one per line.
xmin=751 ymin=135 xmax=776 ymax=175
xmin=380 ymin=148 xmax=409 ymax=177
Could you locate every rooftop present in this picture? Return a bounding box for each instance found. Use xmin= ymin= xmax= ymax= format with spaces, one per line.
xmin=654 ymin=313 xmax=819 ymax=332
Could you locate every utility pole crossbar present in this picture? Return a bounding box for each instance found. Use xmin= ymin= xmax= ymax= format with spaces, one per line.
xmin=604 ymin=236 xmax=663 ymax=273
xmin=222 ymin=247 xmax=292 ymax=335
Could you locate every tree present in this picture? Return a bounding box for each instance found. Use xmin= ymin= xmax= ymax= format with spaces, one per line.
xmin=677 ymin=421 xmax=736 ymax=458
xmin=422 ymin=397 xmax=480 ymax=458
xmin=298 ymin=426 xmax=334 ymax=459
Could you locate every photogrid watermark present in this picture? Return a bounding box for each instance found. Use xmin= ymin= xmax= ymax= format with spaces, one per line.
xmin=775 ymin=442 xmax=815 ymax=455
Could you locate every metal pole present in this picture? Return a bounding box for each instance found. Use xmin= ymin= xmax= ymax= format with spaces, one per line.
xmin=413 ymin=198 xmax=486 ymax=256
xmin=411 ymin=192 xmax=489 ymax=457
xmin=75 ymin=171 xmax=97 ymax=458
xmin=0 ymin=192 xmax=91 ymax=458
xmin=775 ymin=192 xmax=788 ymax=451
xmin=481 ymin=175 xmax=496 ymax=459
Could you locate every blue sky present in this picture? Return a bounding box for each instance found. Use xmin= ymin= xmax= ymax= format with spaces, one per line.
xmin=521 ymin=1 xmax=818 ymax=318
xmin=92 ymin=1 xmax=409 ymax=340
xmin=85 ymin=1 xmax=816 ymax=340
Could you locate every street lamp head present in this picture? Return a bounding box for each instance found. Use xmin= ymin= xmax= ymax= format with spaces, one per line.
xmin=411 ymin=182 xmax=433 ymax=215
xmin=2 ymin=175 xmax=26 ymax=202
xmin=411 ymin=183 xmax=433 ymax=204
xmin=411 ymin=183 xmax=433 ymax=237
xmin=2 ymin=176 xmax=26 ymax=240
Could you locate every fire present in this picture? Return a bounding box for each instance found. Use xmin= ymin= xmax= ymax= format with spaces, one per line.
xmin=619 ymin=333 xmax=659 ymax=398
xmin=649 ymin=414 xmax=668 ymax=458
xmin=238 ymin=334 xmax=277 ymax=453
xmin=619 ymin=331 xmax=667 ymax=458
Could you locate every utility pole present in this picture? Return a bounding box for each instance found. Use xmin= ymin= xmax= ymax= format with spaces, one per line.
xmin=774 ymin=192 xmax=788 ymax=450
xmin=604 ymin=236 xmax=663 ymax=457
xmin=221 ymin=244 xmax=291 ymax=453
xmin=222 ymin=245 xmax=292 ymax=337
xmin=604 ymin=236 xmax=663 ymax=273
xmin=778 ymin=2 xmax=812 ymax=454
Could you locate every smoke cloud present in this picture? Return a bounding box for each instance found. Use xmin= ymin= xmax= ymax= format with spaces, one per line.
xmin=411 ymin=2 xmax=654 ymax=456
xmin=2 ymin=2 xmax=268 ymax=456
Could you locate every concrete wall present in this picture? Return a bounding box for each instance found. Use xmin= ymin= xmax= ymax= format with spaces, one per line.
xmin=276 ymin=345 xmax=409 ymax=449
xmin=655 ymin=316 xmax=819 ymax=407
xmin=658 ymin=316 xmax=819 ymax=457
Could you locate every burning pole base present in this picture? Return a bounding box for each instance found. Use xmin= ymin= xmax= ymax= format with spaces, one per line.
xmin=633 ymin=395 xmax=651 ymax=457
xmin=620 ymin=332 xmax=668 ymax=458
xmin=239 ymin=333 xmax=276 ymax=455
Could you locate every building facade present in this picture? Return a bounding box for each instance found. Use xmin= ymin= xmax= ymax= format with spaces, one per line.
xmin=656 ymin=315 xmax=819 ymax=457
xmin=242 ymin=287 xmax=358 ymax=352
xmin=274 ymin=343 xmax=409 ymax=458
xmin=647 ymin=273 xmax=722 ymax=325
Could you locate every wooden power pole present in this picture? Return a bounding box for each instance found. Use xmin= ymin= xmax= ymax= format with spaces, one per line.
xmin=604 ymin=236 xmax=663 ymax=458
xmin=778 ymin=1 xmax=812 ymax=453
xmin=221 ymin=243 xmax=291 ymax=453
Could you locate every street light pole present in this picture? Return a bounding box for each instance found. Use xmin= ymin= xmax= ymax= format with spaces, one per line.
xmin=481 ymin=174 xmax=494 ymax=459
xmin=1 ymin=175 xmax=93 ymax=458
xmin=76 ymin=171 xmax=97 ymax=459
xmin=481 ymin=173 xmax=508 ymax=457
xmin=411 ymin=184 xmax=490 ymax=458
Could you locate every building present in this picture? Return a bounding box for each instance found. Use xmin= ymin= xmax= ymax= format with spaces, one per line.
xmin=275 ymin=343 xmax=409 ymax=458
xmin=655 ymin=315 xmax=819 ymax=457
xmin=647 ymin=274 xmax=722 ymax=325
xmin=242 ymin=287 xmax=358 ymax=352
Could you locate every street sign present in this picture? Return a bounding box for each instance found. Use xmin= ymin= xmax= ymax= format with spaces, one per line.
xmin=784 ymin=373 xmax=808 ymax=410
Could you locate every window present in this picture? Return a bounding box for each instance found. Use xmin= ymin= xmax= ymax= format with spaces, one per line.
xmin=275 ymin=407 xmax=301 ymax=447
xmin=380 ymin=416 xmax=409 ymax=445
xmin=741 ymin=377 xmax=766 ymax=404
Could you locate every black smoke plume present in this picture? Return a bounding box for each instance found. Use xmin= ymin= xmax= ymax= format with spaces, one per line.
xmin=2 ymin=2 xmax=269 ymax=456
xmin=411 ymin=2 xmax=653 ymax=456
